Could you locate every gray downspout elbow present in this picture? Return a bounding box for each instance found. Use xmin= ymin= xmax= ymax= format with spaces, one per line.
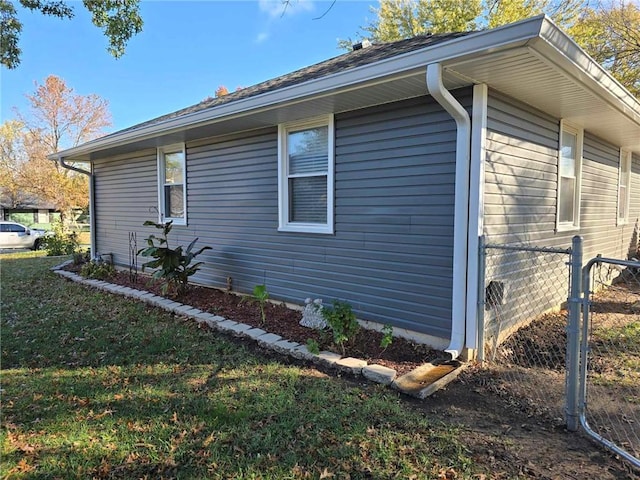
xmin=425 ymin=63 xmax=471 ymax=360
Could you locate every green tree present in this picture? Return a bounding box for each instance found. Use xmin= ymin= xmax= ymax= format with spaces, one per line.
xmin=1 ymin=0 xmax=143 ymax=69
xmin=484 ymin=0 xmax=582 ymax=28
xmin=568 ymin=2 xmax=640 ymax=97
xmin=352 ymin=0 xmax=481 ymax=44
xmin=355 ymin=0 xmax=581 ymax=39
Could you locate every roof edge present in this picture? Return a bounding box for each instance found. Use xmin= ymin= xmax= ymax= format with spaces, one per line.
xmin=50 ymin=16 xmax=547 ymax=162
xmin=535 ymin=16 xmax=640 ymax=127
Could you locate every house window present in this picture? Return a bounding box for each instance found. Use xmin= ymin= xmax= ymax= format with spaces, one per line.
xmin=158 ymin=144 xmax=186 ymax=225
xmin=278 ymin=116 xmax=334 ymax=234
xmin=556 ymin=122 xmax=583 ymax=231
xmin=618 ymin=150 xmax=632 ymax=225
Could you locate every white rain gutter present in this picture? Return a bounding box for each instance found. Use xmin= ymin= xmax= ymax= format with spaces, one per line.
xmin=425 ymin=63 xmax=471 ymax=360
xmin=56 ymin=156 xmax=96 ymax=256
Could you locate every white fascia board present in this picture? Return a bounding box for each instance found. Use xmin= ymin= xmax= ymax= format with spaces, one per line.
xmin=534 ymin=18 xmax=640 ymax=129
xmin=51 ymin=16 xmax=548 ymax=162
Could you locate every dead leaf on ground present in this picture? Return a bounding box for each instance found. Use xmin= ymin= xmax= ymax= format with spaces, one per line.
xmin=319 ymin=467 xmax=335 ymax=478
xmin=438 ymin=467 xmax=458 ymax=479
xmin=12 ymin=458 xmax=36 ymax=473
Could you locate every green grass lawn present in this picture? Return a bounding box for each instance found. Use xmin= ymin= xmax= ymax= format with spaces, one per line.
xmin=0 ymin=253 xmax=477 ymax=479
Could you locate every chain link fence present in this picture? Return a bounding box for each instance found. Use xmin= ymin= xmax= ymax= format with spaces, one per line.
xmin=479 ymin=240 xmax=573 ymax=424
xmin=581 ymin=257 xmax=640 ymax=467
xmin=477 ymin=238 xmax=640 ymax=468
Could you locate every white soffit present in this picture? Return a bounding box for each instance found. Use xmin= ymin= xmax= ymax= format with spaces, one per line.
xmin=445 ymin=38 xmax=640 ymax=152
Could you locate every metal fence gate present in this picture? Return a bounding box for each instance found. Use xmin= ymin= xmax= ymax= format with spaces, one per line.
xmin=480 ymin=237 xmax=640 ymax=469
xmin=581 ymin=256 xmax=640 ymax=467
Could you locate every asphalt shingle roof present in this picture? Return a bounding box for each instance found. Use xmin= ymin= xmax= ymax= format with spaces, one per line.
xmin=116 ymin=32 xmax=471 ymax=136
xmin=0 ymin=191 xmax=56 ymax=210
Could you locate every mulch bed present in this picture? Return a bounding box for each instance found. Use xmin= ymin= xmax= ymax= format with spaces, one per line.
xmin=65 ymin=264 xmax=442 ymax=375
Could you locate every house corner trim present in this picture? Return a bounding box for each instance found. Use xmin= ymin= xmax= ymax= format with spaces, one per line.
xmin=466 ymin=83 xmax=488 ymax=354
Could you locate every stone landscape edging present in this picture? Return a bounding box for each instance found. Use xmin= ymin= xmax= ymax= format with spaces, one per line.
xmin=51 ymin=260 xmax=462 ymax=397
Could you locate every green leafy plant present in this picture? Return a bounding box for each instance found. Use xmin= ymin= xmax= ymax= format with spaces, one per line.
xmin=306 ymin=338 xmax=320 ymax=355
xmin=80 ymin=260 xmax=116 ymax=280
xmin=137 ymin=220 xmax=212 ymax=297
xmin=380 ymin=324 xmax=394 ymax=351
xmin=319 ymin=300 xmax=360 ymax=356
xmin=72 ymin=250 xmax=90 ymax=266
xmin=252 ymin=284 xmax=269 ymax=324
xmin=42 ymin=222 xmax=79 ymax=256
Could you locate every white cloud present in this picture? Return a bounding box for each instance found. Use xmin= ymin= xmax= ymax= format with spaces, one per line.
xmin=258 ymin=0 xmax=314 ymax=18
xmin=256 ymin=32 xmax=270 ymax=43
xmin=255 ymin=0 xmax=314 ymax=45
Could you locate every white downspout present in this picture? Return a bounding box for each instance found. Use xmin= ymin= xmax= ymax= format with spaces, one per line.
xmin=425 ymin=63 xmax=471 ymax=360
xmin=56 ymin=156 xmax=96 ymax=257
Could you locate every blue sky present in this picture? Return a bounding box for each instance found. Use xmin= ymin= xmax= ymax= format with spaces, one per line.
xmin=0 ymin=1 xmax=374 ymax=134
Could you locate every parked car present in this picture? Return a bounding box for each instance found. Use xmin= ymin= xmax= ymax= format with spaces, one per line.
xmin=0 ymin=221 xmax=49 ymax=250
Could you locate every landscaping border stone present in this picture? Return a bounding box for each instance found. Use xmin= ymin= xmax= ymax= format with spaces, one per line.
xmin=363 ymin=364 xmax=397 ymax=385
xmin=50 ymin=260 xmax=462 ymax=396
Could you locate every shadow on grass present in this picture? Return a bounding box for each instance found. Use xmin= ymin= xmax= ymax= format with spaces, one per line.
xmin=1 ymin=255 xmax=473 ymax=479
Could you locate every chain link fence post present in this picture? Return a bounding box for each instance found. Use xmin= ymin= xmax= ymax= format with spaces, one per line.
xmin=565 ymin=235 xmax=582 ymax=432
xmin=477 ymin=235 xmax=486 ymax=363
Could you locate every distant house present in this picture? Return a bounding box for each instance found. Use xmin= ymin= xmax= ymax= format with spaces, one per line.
xmin=0 ymin=192 xmax=58 ymax=226
xmin=51 ymin=16 xmax=640 ymax=359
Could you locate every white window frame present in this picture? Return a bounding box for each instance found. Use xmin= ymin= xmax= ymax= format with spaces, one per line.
xmin=617 ymin=149 xmax=632 ymax=225
xmin=277 ymin=115 xmax=335 ymax=234
xmin=157 ymin=143 xmax=187 ymax=226
xmin=556 ymin=121 xmax=583 ymax=232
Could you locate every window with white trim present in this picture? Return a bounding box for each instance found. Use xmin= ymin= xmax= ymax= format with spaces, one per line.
xmin=556 ymin=122 xmax=583 ymax=231
xmin=158 ymin=144 xmax=187 ymax=225
xmin=618 ymin=149 xmax=632 ymax=224
xmin=278 ymin=116 xmax=334 ymax=234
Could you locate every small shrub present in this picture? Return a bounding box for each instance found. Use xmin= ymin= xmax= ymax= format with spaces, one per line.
xmin=137 ymin=220 xmax=211 ymax=297
xmin=252 ymin=284 xmax=269 ymax=324
xmin=73 ymin=250 xmax=90 ymax=266
xmin=319 ymin=300 xmax=360 ymax=356
xmin=380 ymin=324 xmax=394 ymax=351
xmin=306 ymin=338 xmax=320 ymax=355
xmin=42 ymin=222 xmax=79 ymax=256
xmin=80 ymin=261 xmax=116 ymax=280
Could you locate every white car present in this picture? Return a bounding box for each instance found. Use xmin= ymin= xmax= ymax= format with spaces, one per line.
xmin=0 ymin=221 xmax=49 ymax=250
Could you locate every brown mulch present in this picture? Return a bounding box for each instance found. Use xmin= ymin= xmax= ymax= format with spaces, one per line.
xmin=67 ymin=264 xmax=443 ymax=375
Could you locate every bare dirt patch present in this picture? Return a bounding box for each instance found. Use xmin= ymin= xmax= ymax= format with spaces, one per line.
xmin=469 ymin=275 xmax=640 ymax=477
xmin=424 ymin=367 xmax=639 ymax=480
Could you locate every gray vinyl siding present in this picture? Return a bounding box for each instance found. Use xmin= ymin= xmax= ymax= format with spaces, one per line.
xmin=483 ymin=89 xmax=640 ymax=342
xmin=485 ymin=90 xmax=640 ymax=259
xmin=93 ymin=93 xmax=467 ymax=340
xmin=93 ymin=149 xmax=159 ymax=249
